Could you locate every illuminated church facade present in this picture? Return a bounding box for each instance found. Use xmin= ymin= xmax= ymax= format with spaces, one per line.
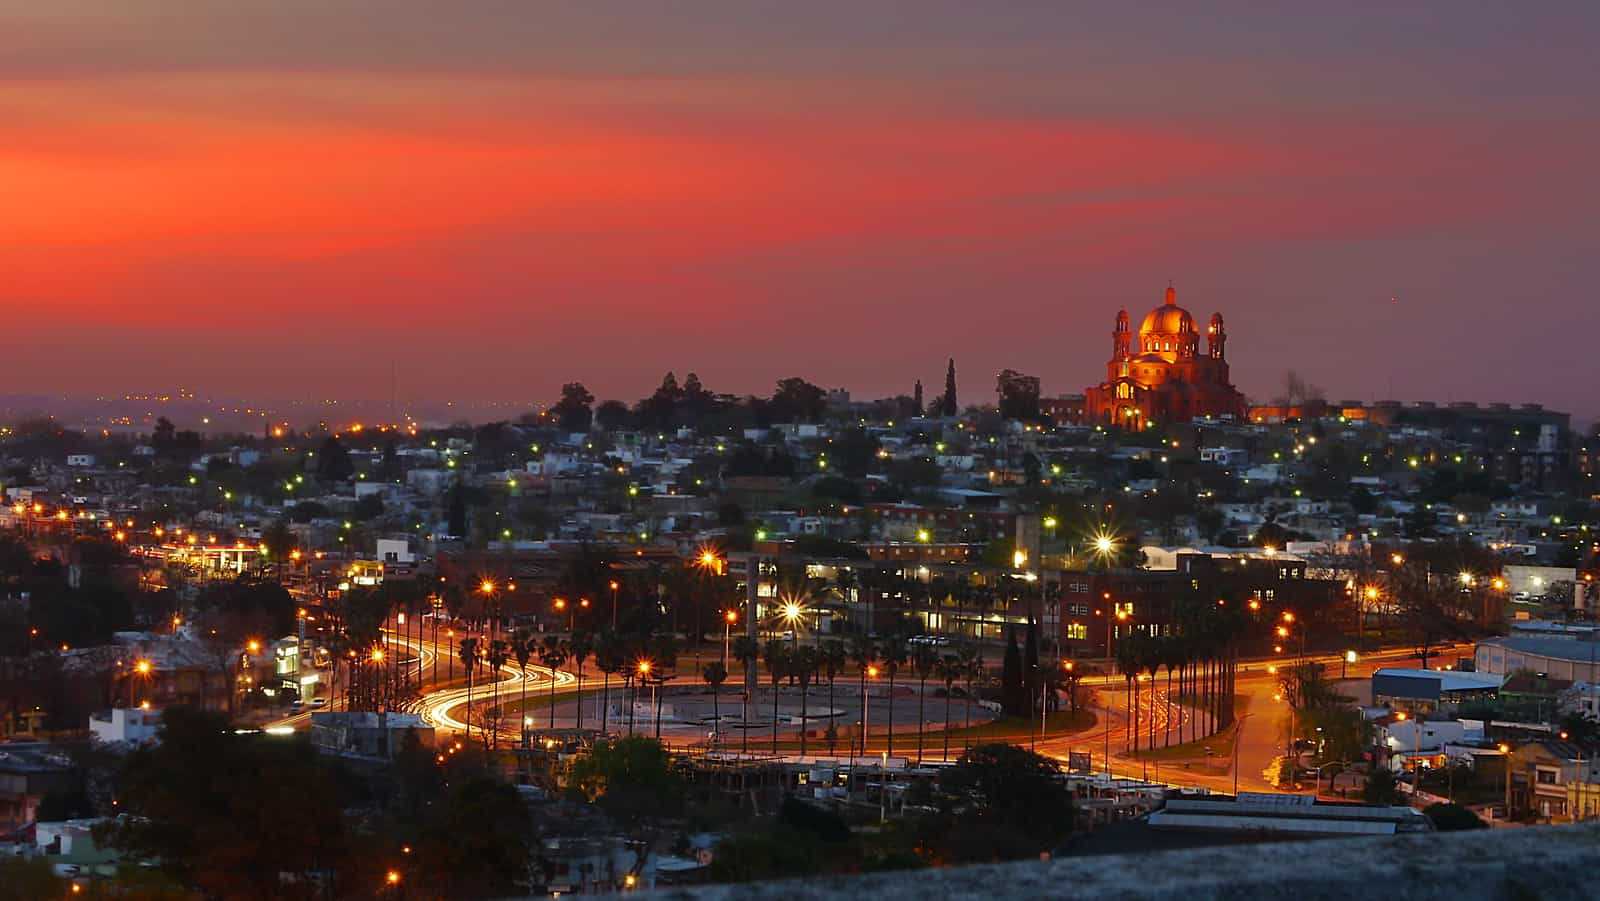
xmin=1083 ymin=285 xmax=1246 ymax=427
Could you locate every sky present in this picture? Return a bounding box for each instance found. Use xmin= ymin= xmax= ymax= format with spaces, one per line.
xmin=3 ymin=2 xmax=1599 ymax=420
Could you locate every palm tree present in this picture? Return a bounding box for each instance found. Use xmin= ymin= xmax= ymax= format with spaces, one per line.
xmin=793 ymin=646 xmax=820 ymax=757
xmin=763 ymin=639 xmax=789 ymax=755
xmin=511 ymin=630 xmax=533 ymax=740
xmin=1143 ymin=638 xmax=1163 ymax=753
xmin=879 ymin=635 xmax=908 ymax=758
xmin=703 ymin=660 xmax=728 ymax=746
xmin=541 ymin=635 xmax=569 ymax=729
xmin=732 ymin=634 xmax=761 ymax=756
xmin=1115 ymin=634 xmax=1139 ymax=756
xmin=849 ymin=635 xmax=878 ymax=758
xmin=959 ymin=642 xmax=982 ymax=752
xmin=458 ymin=636 xmax=479 ymax=743
xmin=487 ymin=639 xmax=510 ymax=748
xmin=595 ymin=632 xmax=622 ymax=735
xmin=568 ymin=631 xmax=594 ymax=731
xmin=935 ymin=653 xmax=963 ymax=761
xmin=820 ymin=640 xmax=847 ymax=754
xmin=1161 ymin=636 xmax=1183 ymax=748
xmin=910 ymin=644 xmax=938 ymax=763
xmin=647 ymin=634 xmax=679 ymax=740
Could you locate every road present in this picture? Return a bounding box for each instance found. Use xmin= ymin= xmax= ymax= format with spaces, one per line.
xmin=275 ymin=625 xmax=1469 ymax=797
xmin=1033 ymin=642 xmax=1473 ymax=794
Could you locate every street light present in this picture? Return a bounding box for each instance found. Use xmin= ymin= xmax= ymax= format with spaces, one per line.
xmin=723 ymin=610 xmax=737 ymax=665
xmin=862 ymin=664 xmax=880 ymax=759
xmin=1499 ymin=743 xmax=1513 ymax=817
xmin=610 ymin=580 xmax=621 ymax=630
xmin=781 ymin=600 xmax=805 ymax=644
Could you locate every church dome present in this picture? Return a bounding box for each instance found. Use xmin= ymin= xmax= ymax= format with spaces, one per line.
xmin=1139 ymin=285 xmax=1195 ymax=336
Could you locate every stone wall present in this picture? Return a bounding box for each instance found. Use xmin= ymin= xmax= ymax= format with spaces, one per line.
xmin=642 ymin=823 xmax=1600 ymax=900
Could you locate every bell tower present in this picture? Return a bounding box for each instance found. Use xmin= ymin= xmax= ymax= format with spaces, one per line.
xmin=1207 ymin=312 xmax=1227 ymax=360
xmin=1114 ymin=309 xmax=1131 ymax=360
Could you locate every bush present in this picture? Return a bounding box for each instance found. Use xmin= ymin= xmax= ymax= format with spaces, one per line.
xmin=1362 ymin=766 xmax=1404 ymax=805
xmin=1423 ymin=802 xmax=1487 ymax=831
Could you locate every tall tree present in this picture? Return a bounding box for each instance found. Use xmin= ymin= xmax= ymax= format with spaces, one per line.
xmin=512 ymin=632 xmax=533 ymax=739
xmin=911 ymin=644 xmax=939 ymax=763
xmin=880 ymin=636 xmax=908 ymax=757
xmin=703 ymin=660 xmax=729 ymax=746
xmin=820 ymin=640 xmax=847 ymax=754
xmin=770 ymin=377 xmax=827 ymax=423
xmin=540 ymin=636 xmax=569 ymax=729
xmin=568 ymin=631 xmax=594 ymax=731
xmin=941 ymin=358 xmax=958 ymax=416
xmin=552 ymin=382 xmax=595 ymax=433
xmin=1001 ymin=627 xmax=1024 ymax=716
xmin=1023 ymin=616 xmax=1040 ymax=718
xmin=446 ymin=480 xmax=468 ymax=539
xmin=459 ymin=637 xmax=480 ymax=742
xmin=315 ymin=436 xmax=355 ymax=482
xmin=763 ymin=640 xmax=789 ymax=755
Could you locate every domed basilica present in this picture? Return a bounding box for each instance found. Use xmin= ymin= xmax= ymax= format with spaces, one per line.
xmin=1083 ymin=285 xmax=1246 ymax=426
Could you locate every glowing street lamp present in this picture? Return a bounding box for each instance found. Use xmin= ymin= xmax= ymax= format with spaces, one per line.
xmin=723 ymin=610 xmax=737 ymax=665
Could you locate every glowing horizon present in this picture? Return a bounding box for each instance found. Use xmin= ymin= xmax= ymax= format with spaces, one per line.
xmin=4 ymin=4 xmax=1598 ymax=420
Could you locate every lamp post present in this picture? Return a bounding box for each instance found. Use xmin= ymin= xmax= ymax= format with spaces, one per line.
xmin=1233 ymin=713 xmax=1254 ymax=797
xmin=1105 ymin=606 xmax=1129 ymax=780
xmin=1499 ymin=743 xmax=1513 ymax=819
xmin=723 ymin=610 xmax=737 ymax=667
xmin=610 ymin=580 xmax=621 ymax=631
xmin=861 ymin=665 xmax=879 ymax=758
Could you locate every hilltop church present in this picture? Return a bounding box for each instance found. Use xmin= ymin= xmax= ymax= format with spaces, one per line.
xmin=1083 ymin=285 xmax=1246 ymax=427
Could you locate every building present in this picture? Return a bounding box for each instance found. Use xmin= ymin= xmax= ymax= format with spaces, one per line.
xmin=309 ymin=711 xmax=434 ymax=759
xmin=1475 ymin=637 xmax=1600 ymax=683
xmin=0 ymin=742 xmax=77 ymax=833
xmin=1509 ymin=740 xmax=1600 ymax=822
xmin=1146 ymin=792 xmax=1432 ymax=836
xmin=1370 ymin=668 xmax=1502 ymax=717
xmin=88 ymin=708 xmax=162 ymax=746
xmin=1084 ymin=286 xmax=1247 ymax=427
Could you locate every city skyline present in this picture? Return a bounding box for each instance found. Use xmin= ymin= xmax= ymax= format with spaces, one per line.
xmin=5 ymin=2 xmax=1599 ymax=420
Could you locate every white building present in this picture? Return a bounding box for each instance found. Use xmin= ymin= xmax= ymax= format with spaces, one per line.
xmin=88 ymin=708 xmax=162 ymax=745
xmin=375 ymin=538 xmax=414 ymax=565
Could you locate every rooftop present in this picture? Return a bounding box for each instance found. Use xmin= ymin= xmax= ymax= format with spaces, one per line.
xmin=1372 ymin=668 xmax=1503 ymax=693
xmin=1480 ymin=635 xmax=1600 ymax=663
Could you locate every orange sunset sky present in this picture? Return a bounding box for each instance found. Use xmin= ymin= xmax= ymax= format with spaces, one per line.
xmin=4 ymin=3 xmax=1598 ymax=419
